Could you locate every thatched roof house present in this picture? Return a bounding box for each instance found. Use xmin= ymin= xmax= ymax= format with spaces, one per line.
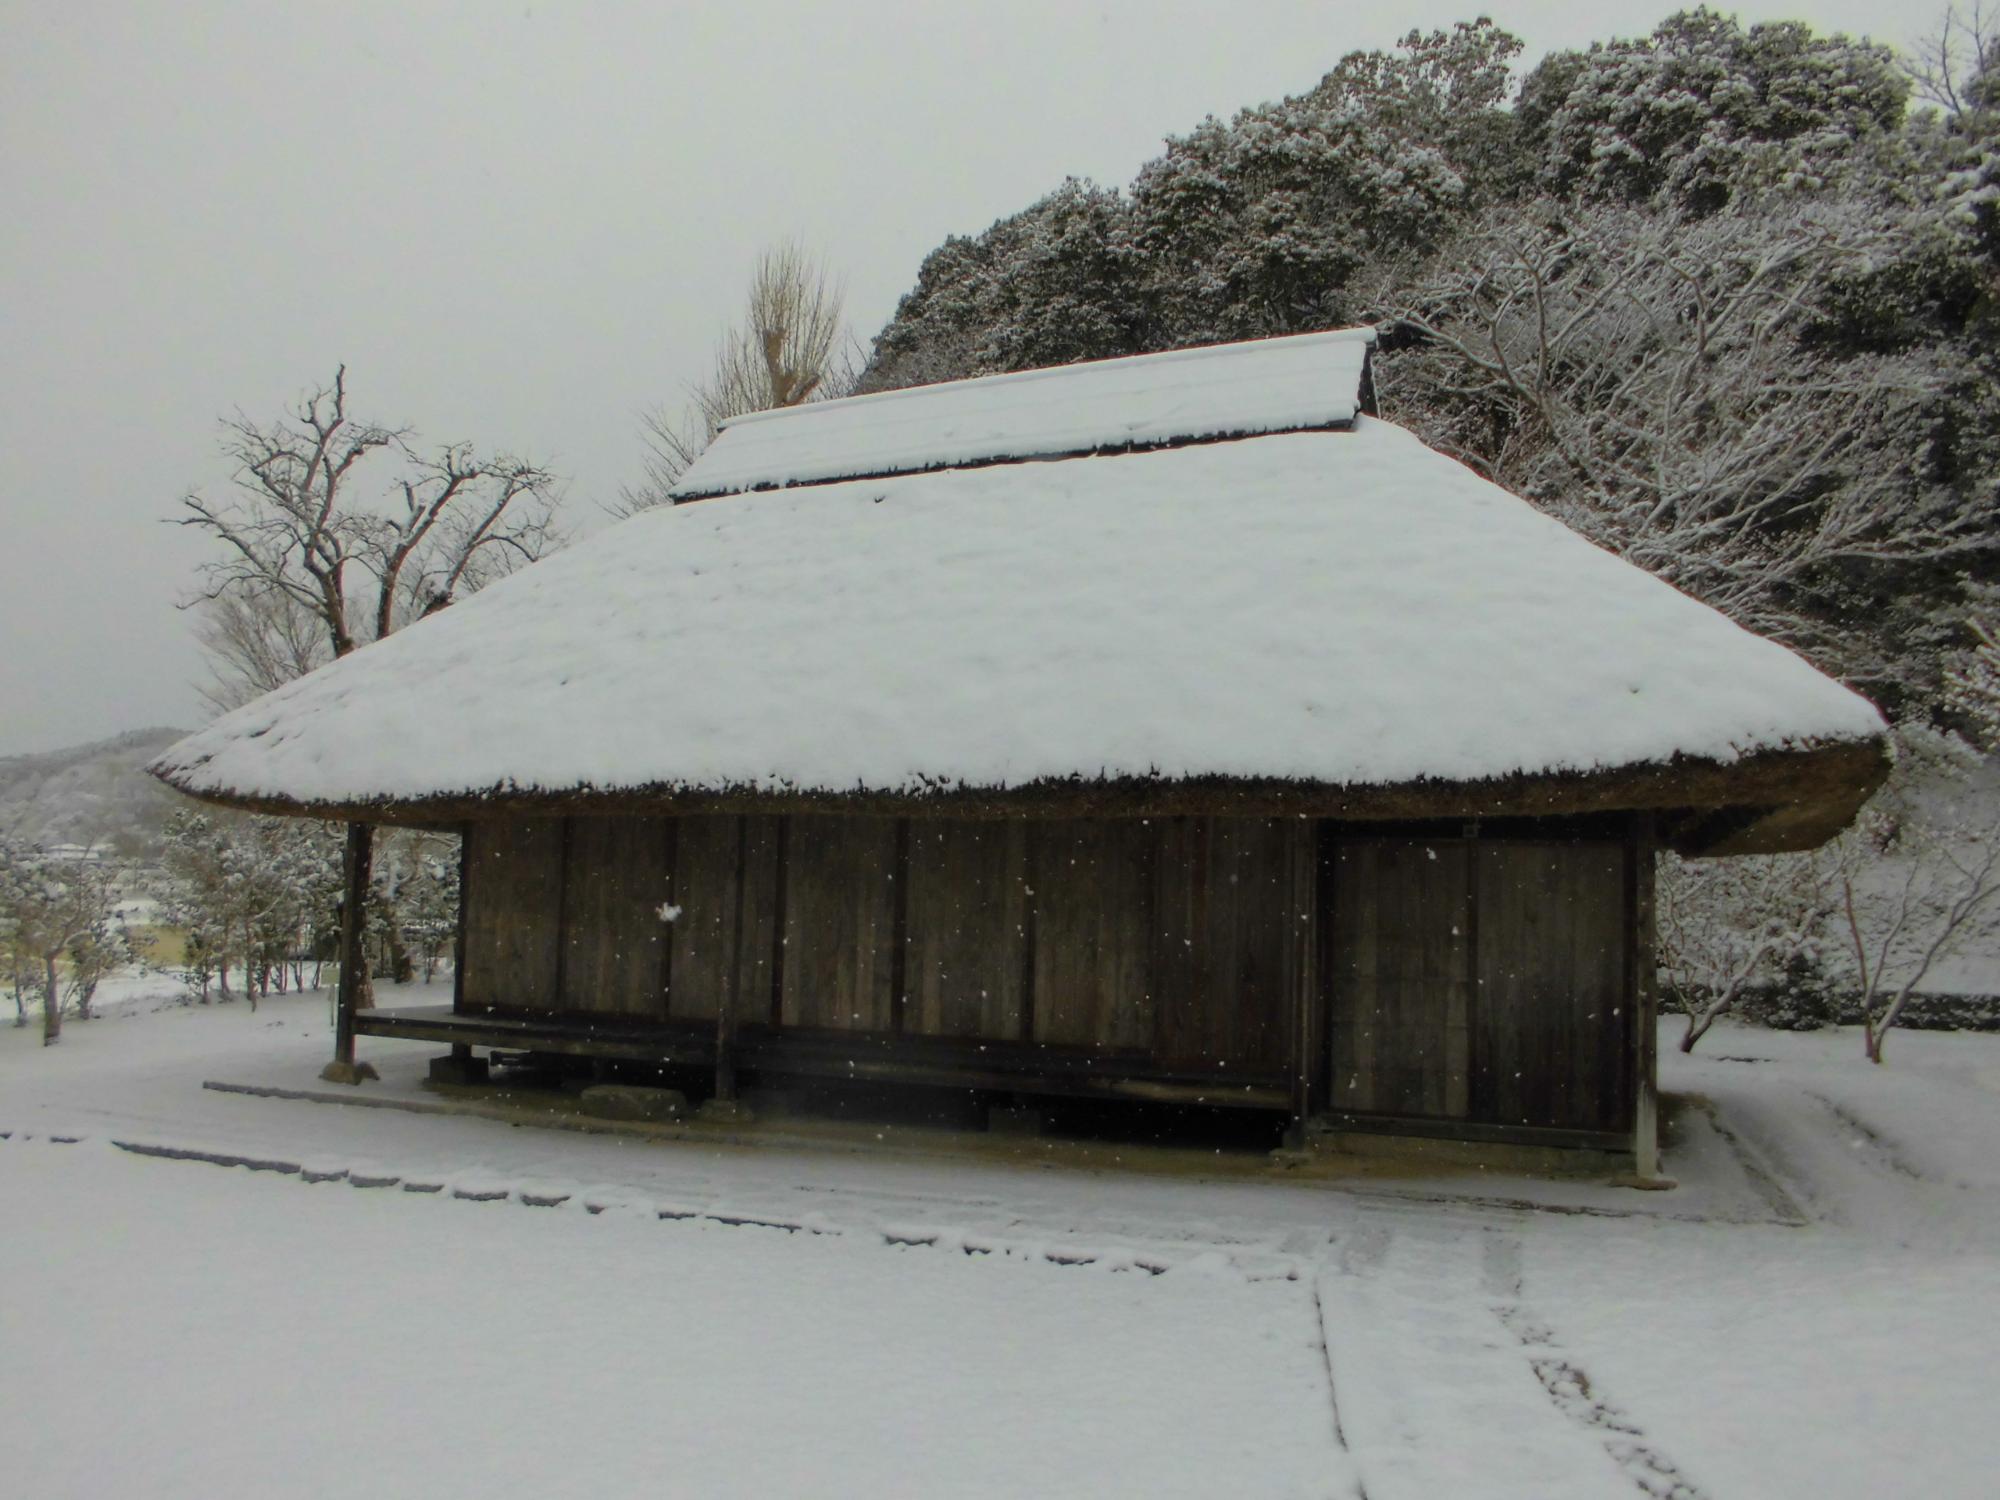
xmin=155 ymin=329 xmax=1887 ymax=1169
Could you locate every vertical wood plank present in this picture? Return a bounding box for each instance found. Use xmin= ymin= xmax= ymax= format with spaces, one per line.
xmin=1327 ymin=838 xmax=1471 ymax=1119
xmin=657 ymin=819 xmax=679 ymax=1015
xmin=1030 ymin=819 xmax=1156 ymax=1050
xmin=451 ymin=823 xmax=470 ymax=1014
xmin=1630 ymin=817 xmax=1660 ymax=1174
xmin=889 ymin=819 xmax=911 ymax=1034
xmin=1284 ymin=817 xmax=1316 ymax=1126
xmin=662 ymin=814 xmax=737 ymax=1022
xmin=1473 ymin=841 xmax=1628 ymax=1132
xmin=741 ymin=815 xmax=782 ymax=1025
xmin=1168 ymin=817 xmax=1295 ymax=1074
xmin=560 ymin=817 xmax=673 ymax=1018
xmin=457 ymin=819 xmax=564 ymax=1012
xmin=1150 ymin=817 xmax=1202 ymax=1068
xmin=780 ymin=815 xmax=898 ymax=1032
xmin=904 ymin=819 xmax=1028 ymax=1040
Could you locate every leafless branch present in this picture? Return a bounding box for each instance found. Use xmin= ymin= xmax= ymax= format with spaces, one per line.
xmin=624 ymin=239 xmax=860 ymax=510
xmin=176 ymin=367 xmax=564 ymax=699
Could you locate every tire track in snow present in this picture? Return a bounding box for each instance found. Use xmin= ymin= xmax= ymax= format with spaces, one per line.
xmin=1480 ymin=1232 xmax=1711 ymax=1500
xmin=1306 ymin=1244 xmax=1373 ymax=1500
xmin=1314 ymin=1210 xmax=1636 ymax=1500
xmin=1685 ymin=1094 xmax=1813 ymax=1224
xmin=1805 ymin=1092 xmax=1946 ymax=1186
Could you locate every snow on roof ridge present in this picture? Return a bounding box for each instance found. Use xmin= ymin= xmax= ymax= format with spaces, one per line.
xmin=669 ymin=327 xmax=1379 ymax=501
xmin=715 ymin=325 xmax=1380 ymax=434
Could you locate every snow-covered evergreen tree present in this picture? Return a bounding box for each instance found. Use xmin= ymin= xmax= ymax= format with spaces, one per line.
xmin=1519 ymin=9 xmax=1908 ymax=213
xmin=0 ymin=839 xmax=123 ymax=1045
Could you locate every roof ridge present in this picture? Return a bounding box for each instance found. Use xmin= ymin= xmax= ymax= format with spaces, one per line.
xmin=671 ymin=420 xmax=1360 ymax=503
xmin=715 ymin=325 xmax=1380 ymax=434
xmin=670 ymin=327 xmax=1378 ymax=502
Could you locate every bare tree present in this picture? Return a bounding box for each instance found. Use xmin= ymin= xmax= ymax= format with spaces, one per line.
xmin=1842 ymin=820 xmax=2000 ymax=1063
xmin=1375 ymin=198 xmax=1991 ymax=685
xmin=1658 ymin=850 xmax=1838 ymax=1053
xmin=627 ymin=239 xmax=859 ymax=507
xmin=192 ymin=590 xmax=333 ymax=715
xmin=176 ymin=368 xmax=563 ymax=1025
xmin=1834 ymin=726 xmax=2000 ymax=1063
xmin=178 ymin=367 xmax=561 ymax=662
xmin=1905 ymin=3 xmax=1998 ymax=117
xmin=1947 ymin=614 xmax=2000 ymax=747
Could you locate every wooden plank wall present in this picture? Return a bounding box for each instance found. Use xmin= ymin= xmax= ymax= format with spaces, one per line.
xmin=561 ymin=818 xmax=672 ymax=1018
xmin=780 ymin=816 xmax=899 ymax=1031
xmin=1323 ymin=834 xmax=1634 ymax=1135
xmin=1327 ymin=839 xmax=1472 ymax=1120
xmin=459 ymin=819 xmax=565 ymax=1011
xmin=904 ymin=821 xmax=1028 ymax=1040
xmin=1030 ymin=820 xmax=1158 ymax=1051
xmin=457 ymin=813 xmax=1636 ymax=1128
xmin=458 ymin=812 xmax=1306 ymax=1082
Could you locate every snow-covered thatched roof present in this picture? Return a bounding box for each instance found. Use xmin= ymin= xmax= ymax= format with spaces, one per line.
xmin=153 ymin=330 xmax=1888 ymax=852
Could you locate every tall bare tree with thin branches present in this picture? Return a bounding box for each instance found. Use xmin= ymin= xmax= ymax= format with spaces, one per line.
xmin=178 ymin=367 xmax=561 ymax=663
xmin=1905 ymin=2 xmax=1998 ymax=117
xmin=627 ymin=240 xmax=859 ymax=508
xmin=174 ymin=368 xmax=563 ymax=1053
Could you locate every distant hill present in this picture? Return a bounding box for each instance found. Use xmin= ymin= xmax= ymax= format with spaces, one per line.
xmin=0 ymin=727 xmax=191 ymax=855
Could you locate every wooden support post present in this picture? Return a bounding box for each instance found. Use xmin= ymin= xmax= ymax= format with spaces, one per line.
xmin=1284 ymin=818 xmax=1319 ymax=1150
xmin=450 ymin=823 xmax=471 ymax=1013
xmin=1628 ymin=815 xmax=1669 ymax=1186
xmin=321 ymin=821 xmax=379 ymax=1085
xmin=699 ymin=816 xmax=748 ymax=1121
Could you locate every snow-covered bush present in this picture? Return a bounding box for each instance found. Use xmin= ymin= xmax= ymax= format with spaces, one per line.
xmin=1518 ymin=9 xmax=1909 ymax=213
xmin=155 ymin=810 xmax=342 ymax=1007
xmin=1661 ymin=724 xmax=2000 ymax=1058
xmin=1832 ymin=725 xmax=2000 ymax=1062
xmin=0 ymin=838 xmax=124 ymax=1045
xmin=1659 ymin=848 xmax=1838 ymax=1052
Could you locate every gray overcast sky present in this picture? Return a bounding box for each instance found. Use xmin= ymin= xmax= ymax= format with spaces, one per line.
xmin=0 ymin=0 xmax=1937 ymax=754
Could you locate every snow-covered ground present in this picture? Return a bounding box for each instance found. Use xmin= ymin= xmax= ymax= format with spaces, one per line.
xmin=4 ymin=992 xmax=1998 ymax=1499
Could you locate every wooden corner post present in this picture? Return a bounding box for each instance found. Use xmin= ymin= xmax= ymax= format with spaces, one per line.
xmin=1630 ymin=814 xmax=1663 ymax=1182
xmin=321 ymin=820 xmax=380 ymax=1085
xmin=1284 ymin=817 xmax=1320 ymax=1150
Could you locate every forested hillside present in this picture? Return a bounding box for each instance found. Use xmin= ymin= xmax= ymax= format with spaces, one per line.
xmin=862 ymin=9 xmax=1999 ymax=711
xmin=0 ymin=728 xmax=187 ymax=855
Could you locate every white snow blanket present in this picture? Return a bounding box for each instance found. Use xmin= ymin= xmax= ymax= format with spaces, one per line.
xmin=672 ymin=327 xmax=1374 ymax=498
xmin=154 ymin=416 xmax=1883 ymax=810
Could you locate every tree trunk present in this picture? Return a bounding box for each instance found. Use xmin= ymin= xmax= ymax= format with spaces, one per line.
xmin=376 ymin=894 xmax=416 ymax=987
xmin=42 ymin=953 xmax=61 ymax=1046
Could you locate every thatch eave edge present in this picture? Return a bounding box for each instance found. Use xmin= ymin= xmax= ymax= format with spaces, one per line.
xmin=147 ymin=735 xmax=1890 ymax=856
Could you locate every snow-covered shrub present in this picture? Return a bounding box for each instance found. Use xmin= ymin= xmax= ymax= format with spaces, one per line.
xmin=0 ymin=838 xmax=123 ymax=1045
xmin=1659 ymin=849 xmax=1838 ymax=1051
